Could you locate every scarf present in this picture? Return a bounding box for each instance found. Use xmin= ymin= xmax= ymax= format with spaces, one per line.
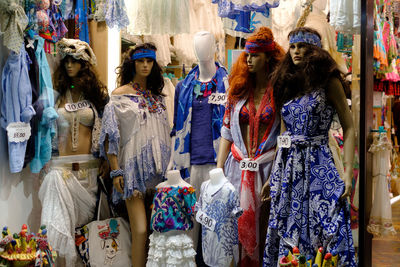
xmin=173 ymin=62 xmax=228 ymax=170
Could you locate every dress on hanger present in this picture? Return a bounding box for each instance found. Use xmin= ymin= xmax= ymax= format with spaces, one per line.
xmin=367 ymin=133 xmax=397 ymax=236
xmin=195 ymin=180 xmax=242 ymax=267
xmin=263 ymin=90 xmax=356 ymax=267
xmin=147 ymin=186 xmax=197 ymax=267
xmin=329 ymin=0 xmax=360 ymax=33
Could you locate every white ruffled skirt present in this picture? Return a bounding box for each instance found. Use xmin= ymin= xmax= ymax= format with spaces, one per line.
xmin=146 ymin=231 xmax=196 ymax=267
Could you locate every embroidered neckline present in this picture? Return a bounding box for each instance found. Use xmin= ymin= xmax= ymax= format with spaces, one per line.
xmin=131 ymin=82 xmax=164 ymax=113
xmin=192 ymin=78 xmax=218 ymax=99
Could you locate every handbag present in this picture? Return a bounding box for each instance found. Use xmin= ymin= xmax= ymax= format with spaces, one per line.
xmin=75 ymin=178 xmax=132 ymax=267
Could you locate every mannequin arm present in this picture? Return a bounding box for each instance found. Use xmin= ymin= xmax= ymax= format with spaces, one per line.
xmin=104 ymin=137 xmax=124 ymax=193
xmin=167 ymin=136 xmax=176 ymax=170
xmin=326 ymin=77 xmax=355 ymax=199
xmin=217 ymin=137 xmax=232 ymax=169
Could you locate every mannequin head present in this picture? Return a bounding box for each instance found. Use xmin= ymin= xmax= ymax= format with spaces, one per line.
xmin=271 ymin=27 xmax=348 ymax=111
xmin=54 ymin=40 xmax=107 ymax=112
xmin=193 ymin=31 xmax=216 ymax=62
xmin=117 ymin=43 xmax=164 ymax=96
xmin=228 ymin=27 xmax=284 ymax=103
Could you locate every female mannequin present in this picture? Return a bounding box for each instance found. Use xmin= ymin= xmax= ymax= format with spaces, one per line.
xmin=263 ymin=27 xmax=356 ymax=266
xmin=170 ymin=31 xmax=229 ymax=250
xmin=100 ymin=43 xmax=171 ymax=267
xmin=217 ymin=26 xmax=284 ymax=265
xmin=39 ymin=38 xmax=108 ymax=266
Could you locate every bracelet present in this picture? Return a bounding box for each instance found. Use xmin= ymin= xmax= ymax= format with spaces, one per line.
xmin=110 ymin=169 xmax=124 ymax=179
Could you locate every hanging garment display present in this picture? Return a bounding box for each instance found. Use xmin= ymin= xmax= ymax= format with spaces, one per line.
xmin=105 ymin=0 xmax=130 ymax=29
xmin=0 ymin=44 xmax=35 ymax=173
xmin=330 ymin=0 xmax=361 ymax=33
xmin=75 ymin=0 xmax=90 ymax=43
xmin=0 ymin=0 xmax=28 ymax=54
xmin=367 ymin=133 xmax=397 ymax=236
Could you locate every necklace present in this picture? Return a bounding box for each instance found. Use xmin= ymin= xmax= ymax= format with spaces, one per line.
xmin=131 ymin=82 xmax=164 ymax=113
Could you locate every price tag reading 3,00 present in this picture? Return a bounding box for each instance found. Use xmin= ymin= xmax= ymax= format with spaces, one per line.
xmin=239 ymin=158 xmax=259 ymax=172
xmin=196 ymin=210 xmax=216 ymax=231
xmin=208 ymin=93 xmax=227 ymax=105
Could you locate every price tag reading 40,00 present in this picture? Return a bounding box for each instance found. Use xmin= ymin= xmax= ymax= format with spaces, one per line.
xmin=208 ymin=92 xmax=226 ymax=105
xmin=196 ymin=210 xmax=216 ymax=231
xmin=6 ymin=122 xmax=31 ymax=143
xmin=239 ymin=158 xmax=259 ymax=172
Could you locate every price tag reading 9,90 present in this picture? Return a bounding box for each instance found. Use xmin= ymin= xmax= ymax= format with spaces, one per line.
xmin=239 ymin=158 xmax=259 ymax=172
xmin=196 ymin=210 xmax=216 ymax=231
xmin=277 ymin=135 xmax=291 ymax=148
xmin=6 ymin=122 xmax=31 ymax=143
xmin=208 ymin=93 xmax=227 ymax=105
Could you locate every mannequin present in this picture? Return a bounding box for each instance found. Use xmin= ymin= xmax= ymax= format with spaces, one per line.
xmin=263 ymin=27 xmax=356 ymax=267
xmin=170 ymin=31 xmax=229 ymax=251
xmin=217 ymin=27 xmax=284 ymax=266
xmin=39 ymin=38 xmax=108 ymax=266
xmin=100 ymin=43 xmax=171 ymax=267
xmin=147 ymin=172 xmax=197 ymax=267
xmin=195 ymin=167 xmax=242 ymax=267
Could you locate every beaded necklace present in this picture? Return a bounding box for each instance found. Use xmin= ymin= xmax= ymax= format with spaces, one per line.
xmin=131 ymin=82 xmax=163 ymax=113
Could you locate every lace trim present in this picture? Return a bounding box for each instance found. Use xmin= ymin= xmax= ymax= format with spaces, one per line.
xmin=99 ymin=104 xmax=120 ymax=157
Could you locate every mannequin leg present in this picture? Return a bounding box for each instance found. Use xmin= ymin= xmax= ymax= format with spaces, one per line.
xmin=126 ymin=196 xmax=147 ymax=267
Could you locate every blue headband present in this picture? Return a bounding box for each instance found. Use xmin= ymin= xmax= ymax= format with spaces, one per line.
xmin=131 ymin=49 xmax=156 ymax=61
xmin=289 ymin=32 xmax=322 ymax=48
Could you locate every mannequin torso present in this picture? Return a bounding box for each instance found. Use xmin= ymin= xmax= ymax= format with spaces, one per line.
xmin=157 ymin=170 xmax=192 ymax=188
xmin=194 ymin=31 xmax=217 ymax=82
xmin=206 ymin=168 xmax=228 ymax=196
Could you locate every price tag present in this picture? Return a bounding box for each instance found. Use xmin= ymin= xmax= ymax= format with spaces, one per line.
xmin=64 ymin=100 xmax=90 ymax=112
xmin=208 ymin=93 xmax=226 ymax=105
xmin=6 ymin=122 xmax=31 ymax=143
xmin=239 ymin=158 xmax=259 ymax=171
xmin=196 ymin=210 xmax=216 ymax=231
xmin=277 ymin=135 xmax=291 ymax=148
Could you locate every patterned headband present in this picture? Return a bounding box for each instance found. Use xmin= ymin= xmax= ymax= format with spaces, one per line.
xmin=245 ymin=39 xmax=275 ymax=53
xmin=289 ymin=31 xmax=322 ymax=48
xmin=131 ymin=49 xmax=156 ymax=61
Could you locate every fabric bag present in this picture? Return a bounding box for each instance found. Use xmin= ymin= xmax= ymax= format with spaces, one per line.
xmin=75 ymin=178 xmax=132 ymax=267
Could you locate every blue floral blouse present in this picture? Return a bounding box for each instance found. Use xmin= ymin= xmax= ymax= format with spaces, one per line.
xmin=150 ymin=186 xmax=196 ymax=233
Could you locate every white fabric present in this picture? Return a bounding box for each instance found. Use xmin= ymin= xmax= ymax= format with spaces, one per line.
xmin=367 ymin=134 xmax=397 ymax=237
xmin=163 ymin=77 xmax=175 ymax=128
xmin=147 ymin=231 xmax=196 ymax=267
xmin=126 ymin=0 xmax=190 ymax=35
xmin=143 ymin=34 xmax=172 ymax=67
xmin=39 ymin=154 xmax=98 ymax=266
xmin=87 ymin=218 xmax=132 ymax=267
xmin=329 ymin=0 xmax=360 ymax=33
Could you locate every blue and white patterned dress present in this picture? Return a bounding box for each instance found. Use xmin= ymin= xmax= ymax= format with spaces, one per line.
xmin=263 ymin=90 xmax=356 ymax=267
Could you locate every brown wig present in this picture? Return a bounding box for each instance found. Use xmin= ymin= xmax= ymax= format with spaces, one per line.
xmin=228 ymin=27 xmax=284 ymax=103
xmin=116 ymin=43 xmax=164 ymax=96
xmin=271 ymin=27 xmax=349 ymax=111
xmin=53 ymin=56 xmax=108 ymax=113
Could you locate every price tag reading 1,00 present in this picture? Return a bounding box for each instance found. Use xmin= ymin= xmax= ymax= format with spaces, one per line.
xmin=196 ymin=210 xmax=216 ymax=231
xmin=239 ymin=158 xmax=259 ymax=172
xmin=208 ymin=93 xmax=227 ymax=105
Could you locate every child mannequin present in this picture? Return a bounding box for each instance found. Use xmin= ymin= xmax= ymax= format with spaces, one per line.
xmin=206 ymin=167 xmax=228 ymax=196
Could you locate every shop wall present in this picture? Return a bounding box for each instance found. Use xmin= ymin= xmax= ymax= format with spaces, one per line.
xmin=0 ymin=36 xmax=41 ymax=234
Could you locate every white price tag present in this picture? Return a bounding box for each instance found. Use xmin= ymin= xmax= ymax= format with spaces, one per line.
xmin=6 ymin=122 xmax=31 ymax=143
xmin=196 ymin=210 xmax=216 ymax=231
xmin=239 ymin=158 xmax=259 ymax=171
xmin=64 ymin=100 xmax=90 ymax=112
xmin=277 ymin=135 xmax=291 ymax=148
xmin=208 ymin=93 xmax=227 ymax=105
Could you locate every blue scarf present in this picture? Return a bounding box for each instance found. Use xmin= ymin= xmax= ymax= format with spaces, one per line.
xmin=173 ymin=62 xmax=228 ymax=171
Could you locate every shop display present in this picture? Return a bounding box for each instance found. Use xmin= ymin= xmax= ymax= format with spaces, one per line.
xmin=147 ymin=170 xmax=196 ymax=267
xmin=217 ymin=27 xmax=283 ymax=265
xmin=263 ymin=27 xmax=356 ymax=267
xmin=195 ymin=168 xmax=242 ymax=267
xmin=100 ymin=43 xmax=171 ymax=267
xmin=39 ymin=38 xmax=108 ymax=266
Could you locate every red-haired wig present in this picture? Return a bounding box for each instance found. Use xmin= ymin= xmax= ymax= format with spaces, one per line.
xmin=228 ymin=27 xmax=284 ymax=103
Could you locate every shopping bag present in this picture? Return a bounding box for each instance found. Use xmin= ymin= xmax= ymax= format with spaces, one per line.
xmin=75 ymin=178 xmax=132 ymax=267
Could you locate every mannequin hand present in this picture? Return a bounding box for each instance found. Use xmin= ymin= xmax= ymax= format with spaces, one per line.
xmin=340 ymin=173 xmax=353 ymax=200
xmin=99 ymin=159 xmax=110 ymax=179
xmin=113 ymin=176 xmax=124 ymax=194
xmin=261 ymin=181 xmax=271 ymax=202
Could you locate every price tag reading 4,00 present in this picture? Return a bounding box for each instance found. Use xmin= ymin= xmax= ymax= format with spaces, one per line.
xmin=239 ymin=158 xmax=259 ymax=172
xmin=196 ymin=210 xmax=216 ymax=231
xmin=208 ymin=93 xmax=226 ymax=105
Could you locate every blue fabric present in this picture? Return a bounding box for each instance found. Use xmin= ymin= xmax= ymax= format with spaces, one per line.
xmin=76 ymin=0 xmax=90 ymax=43
xmin=131 ymin=49 xmax=156 ymax=61
xmin=171 ymin=62 xmax=228 ymax=171
xmin=289 ymin=31 xmax=322 ymax=48
xmin=105 ymin=0 xmax=130 ymax=29
xmin=0 ymin=44 xmax=36 ymax=173
xmin=212 ymin=0 xmax=279 ymax=18
xmin=263 ymin=90 xmax=356 ymax=267
xmin=30 ymin=37 xmax=58 ymax=173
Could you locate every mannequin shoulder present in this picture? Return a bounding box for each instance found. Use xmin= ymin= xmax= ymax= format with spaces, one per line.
xmin=111 ymin=84 xmax=135 ymax=95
